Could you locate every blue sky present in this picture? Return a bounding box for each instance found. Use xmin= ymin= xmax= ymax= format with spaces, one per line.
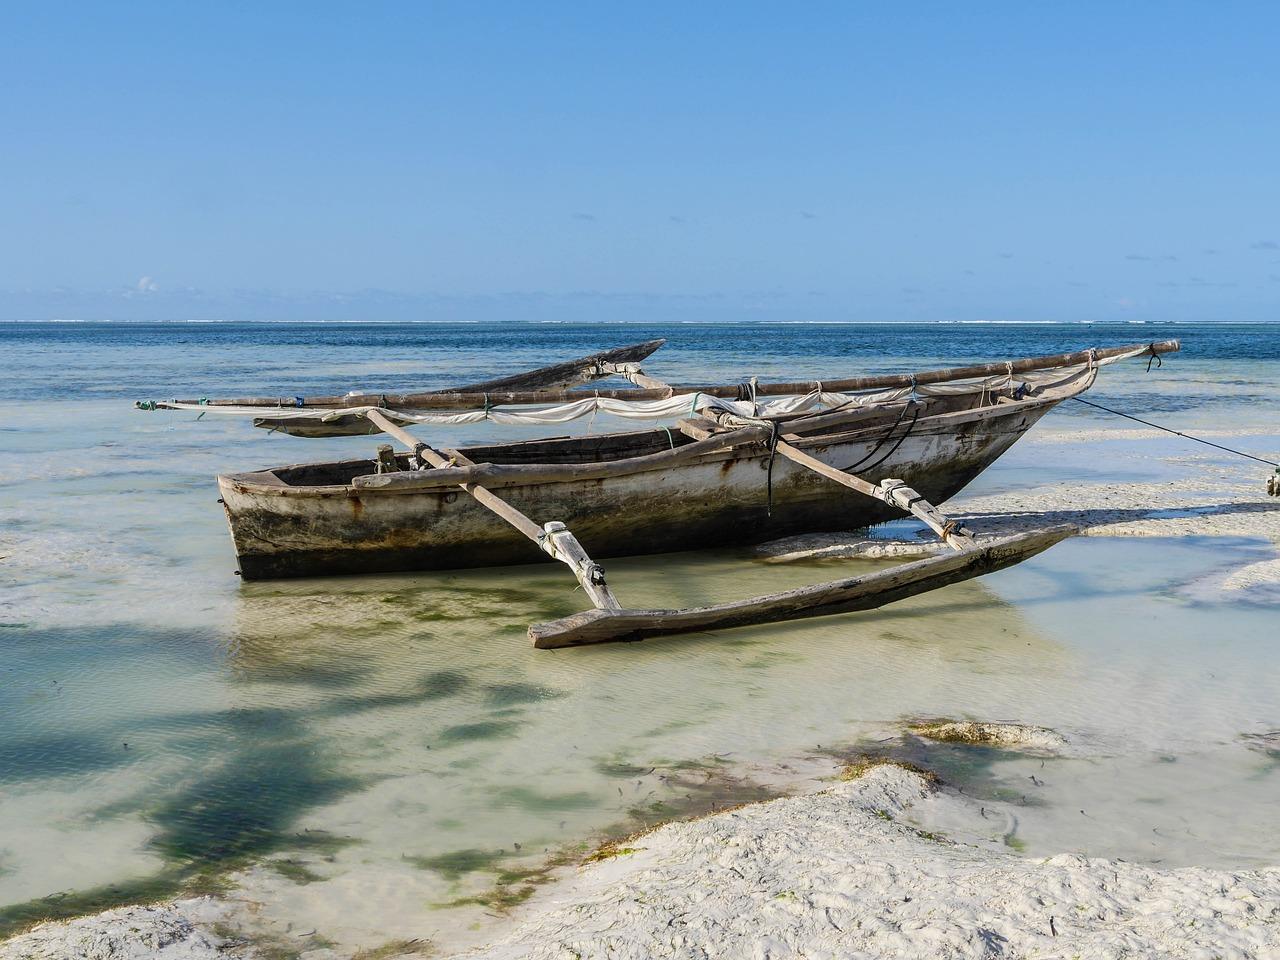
xmin=2 ymin=2 xmax=1277 ymax=322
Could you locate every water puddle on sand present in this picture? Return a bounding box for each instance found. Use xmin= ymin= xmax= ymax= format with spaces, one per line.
xmin=3 ymin=527 xmax=1279 ymax=952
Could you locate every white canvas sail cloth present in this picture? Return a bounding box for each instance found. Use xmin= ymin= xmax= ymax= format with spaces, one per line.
xmin=146 ymin=346 xmax=1146 ymax=429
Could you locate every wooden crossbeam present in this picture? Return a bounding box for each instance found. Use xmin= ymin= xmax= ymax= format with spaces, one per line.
xmin=364 ymin=409 xmax=621 ymax=610
xmin=675 ymin=417 xmax=975 ymax=551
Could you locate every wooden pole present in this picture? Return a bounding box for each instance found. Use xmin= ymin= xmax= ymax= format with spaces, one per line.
xmin=168 ymin=340 xmax=1180 ymax=410
xmin=352 ymin=423 xmax=772 ymax=491
xmin=363 ymin=409 xmax=621 ymax=610
xmin=771 ymin=441 xmax=976 ymax=550
xmin=675 ymin=418 xmax=975 ymax=551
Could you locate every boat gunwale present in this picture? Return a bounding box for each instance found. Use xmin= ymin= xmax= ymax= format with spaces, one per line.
xmin=218 ymin=388 xmax=1071 ymax=499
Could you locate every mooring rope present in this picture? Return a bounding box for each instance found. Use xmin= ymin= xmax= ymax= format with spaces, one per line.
xmin=1071 ymin=397 xmax=1278 ymax=467
xmin=843 ymin=400 xmax=920 ymax=475
xmin=849 ymin=407 xmax=921 ymax=475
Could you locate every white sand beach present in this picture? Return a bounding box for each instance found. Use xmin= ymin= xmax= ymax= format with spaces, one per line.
xmin=462 ymin=761 xmax=1280 ymax=959
xmin=9 ymin=754 xmax=1279 ymax=960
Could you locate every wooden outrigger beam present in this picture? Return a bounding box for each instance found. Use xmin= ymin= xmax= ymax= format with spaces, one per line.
xmin=771 ymin=443 xmax=976 ymax=550
xmin=177 ymin=340 xmax=1178 ymax=410
xmin=529 ymin=526 xmax=1077 ymax=647
xmin=677 ymin=417 xmax=977 ymax=550
xmin=363 ymin=409 xmax=621 ymax=611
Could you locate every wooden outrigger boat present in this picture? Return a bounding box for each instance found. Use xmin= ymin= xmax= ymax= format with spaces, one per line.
xmin=137 ymin=338 xmax=1180 ymax=647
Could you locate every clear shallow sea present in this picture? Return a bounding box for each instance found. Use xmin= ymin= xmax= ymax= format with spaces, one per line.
xmin=1 ymin=322 xmax=1279 ymax=952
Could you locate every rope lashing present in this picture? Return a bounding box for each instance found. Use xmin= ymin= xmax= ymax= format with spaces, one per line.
xmin=581 ymin=560 xmax=608 ymax=586
xmin=1146 ymin=342 xmax=1163 ymax=373
xmin=877 ymin=478 xmax=907 ymax=504
xmin=690 ymin=392 xmax=702 ymax=417
xmin=1072 ymin=397 xmax=1278 ymax=467
xmin=659 ymin=426 xmax=675 ymax=450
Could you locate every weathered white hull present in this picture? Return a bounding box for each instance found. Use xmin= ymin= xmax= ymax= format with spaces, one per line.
xmin=219 ymin=396 xmax=1059 ymax=579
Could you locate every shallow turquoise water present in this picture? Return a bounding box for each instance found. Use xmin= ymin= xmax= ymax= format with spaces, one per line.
xmin=1 ymin=322 xmax=1278 ymax=949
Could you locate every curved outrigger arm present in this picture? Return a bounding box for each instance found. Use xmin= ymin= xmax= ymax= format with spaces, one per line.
xmin=678 ymin=415 xmax=978 ymax=550
xmin=363 ymin=409 xmax=622 ymax=611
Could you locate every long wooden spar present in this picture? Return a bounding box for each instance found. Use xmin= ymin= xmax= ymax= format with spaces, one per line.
xmin=363 ymin=409 xmax=622 ymax=611
xmin=175 ymin=340 xmax=1180 ymax=410
xmin=528 ymin=526 xmax=1077 ymax=647
xmin=676 ymin=417 xmax=976 ymax=550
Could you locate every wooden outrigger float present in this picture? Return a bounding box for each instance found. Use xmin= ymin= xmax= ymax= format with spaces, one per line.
xmin=138 ymin=338 xmax=1180 ymax=647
